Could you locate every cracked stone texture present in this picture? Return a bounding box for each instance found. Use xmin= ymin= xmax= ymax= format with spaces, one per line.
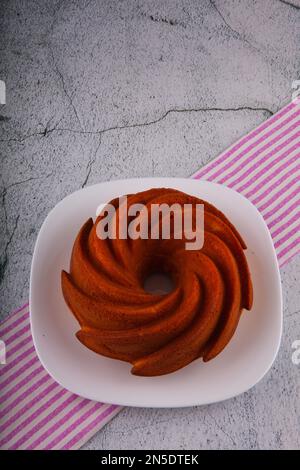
xmin=0 ymin=0 xmax=299 ymax=450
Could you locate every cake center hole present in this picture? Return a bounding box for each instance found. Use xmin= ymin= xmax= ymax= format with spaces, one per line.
xmin=143 ymin=272 xmax=174 ymax=295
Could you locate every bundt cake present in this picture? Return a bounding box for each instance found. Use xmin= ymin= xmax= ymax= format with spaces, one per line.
xmin=61 ymin=187 xmax=253 ymax=376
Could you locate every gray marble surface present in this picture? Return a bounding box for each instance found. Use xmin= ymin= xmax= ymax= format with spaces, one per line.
xmin=0 ymin=0 xmax=299 ymax=450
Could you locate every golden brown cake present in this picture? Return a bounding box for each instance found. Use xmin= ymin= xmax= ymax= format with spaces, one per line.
xmin=61 ymin=187 xmax=253 ymax=376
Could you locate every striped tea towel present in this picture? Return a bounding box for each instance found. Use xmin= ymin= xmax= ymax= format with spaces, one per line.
xmin=193 ymin=100 xmax=300 ymax=266
xmin=0 ymin=100 xmax=299 ymax=450
xmin=0 ymin=303 xmax=121 ymax=450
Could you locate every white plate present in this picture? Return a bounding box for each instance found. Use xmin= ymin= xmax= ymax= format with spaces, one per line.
xmin=30 ymin=178 xmax=282 ymax=408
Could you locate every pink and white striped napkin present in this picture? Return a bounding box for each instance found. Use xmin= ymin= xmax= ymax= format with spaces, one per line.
xmin=0 ymin=303 xmax=121 ymax=449
xmin=0 ymin=101 xmax=299 ymax=450
xmin=193 ymin=101 xmax=300 ymax=266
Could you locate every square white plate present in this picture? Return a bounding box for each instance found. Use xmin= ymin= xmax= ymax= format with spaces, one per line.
xmin=30 ymin=178 xmax=282 ymax=407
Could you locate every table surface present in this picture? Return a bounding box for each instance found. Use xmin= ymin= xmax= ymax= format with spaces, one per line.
xmin=1 ymin=0 xmax=299 ymax=450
